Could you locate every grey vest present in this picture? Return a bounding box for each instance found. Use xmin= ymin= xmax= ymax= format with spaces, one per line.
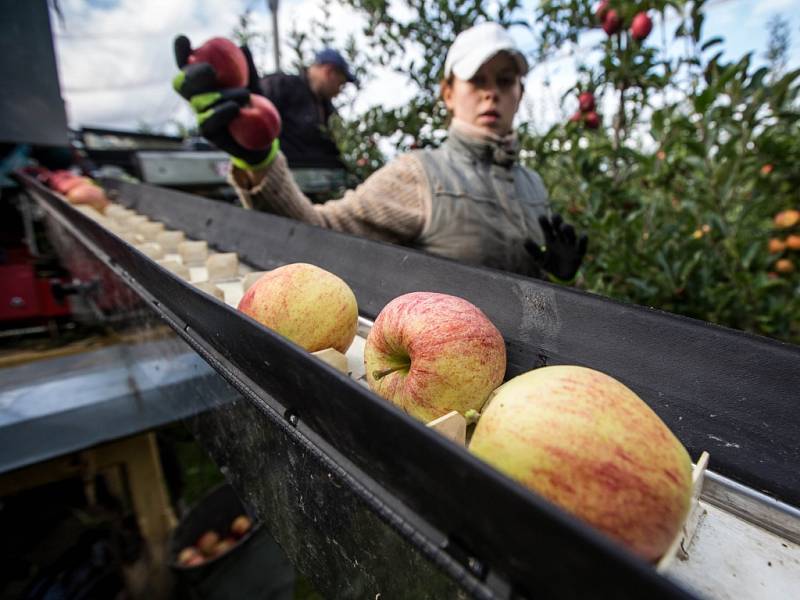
xmin=412 ymin=129 xmax=550 ymax=277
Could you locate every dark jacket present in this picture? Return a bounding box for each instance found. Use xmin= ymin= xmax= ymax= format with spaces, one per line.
xmin=258 ymin=71 xmax=344 ymax=170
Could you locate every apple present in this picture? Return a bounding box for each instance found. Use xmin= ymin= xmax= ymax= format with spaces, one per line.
xmin=59 ymin=176 xmax=93 ymax=194
xmin=630 ymin=12 xmax=653 ymax=42
xmin=364 ymin=292 xmax=506 ymax=423
xmin=602 ymin=10 xmax=622 ymax=35
xmin=188 ymin=37 xmax=248 ymax=88
xmin=578 ymin=92 xmax=595 ymax=113
xmin=230 ymin=514 xmax=253 ymax=538
xmin=177 ymin=546 xmax=201 ymax=566
xmin=594 ymin=0 xmax=610 ymax=23
xmin=786 ymin=234 xmax=800 ymax=250
xmin=469 ymin=365 xmax=693 ymax=562
xmin=211 ymin=537 xmax=237 ymax=558
xmin=228 ymin=94 xmax=282 ymax=151
xmin=196 ymin=530 xmax=220 ymax=556
xmin=760 ymin=164 xmax=774 ymax=175
xmin=584 ymin=111 xmax=600 ymax=129
xmin=237 ymin=263 xmax=358 ymax=353
xmin=568 ymin=111 xmax=583 ymax=123
xmin=775 ymin=258 xmax=795 ymax=274
xmin=66 ymin=183 xmax=109 ymax=213
xmin=768 ymin=238 xmax=786 ymax=254
xmin=774 ymin=209 xmax=800 ymax=229
xmin=183 ymin=554 xmax=206 ymax=567
xmin=47 ymin=170 xmax=79 ymax=192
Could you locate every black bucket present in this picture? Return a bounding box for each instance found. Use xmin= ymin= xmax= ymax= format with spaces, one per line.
xmin=170 ymin=483 xmax=295 ymax=599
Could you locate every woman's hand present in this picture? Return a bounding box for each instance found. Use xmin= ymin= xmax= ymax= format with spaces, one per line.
xmin=525 ymin=214 xmax=588 ymax=282
xmin=172 ymin=35 xmax=279 ymax=170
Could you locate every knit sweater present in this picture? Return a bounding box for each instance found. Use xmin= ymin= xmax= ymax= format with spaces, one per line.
xmin=229 ymin=151 xmax=430 ymax=245
xmin=228 ymin=120 xmax=524 ymax=246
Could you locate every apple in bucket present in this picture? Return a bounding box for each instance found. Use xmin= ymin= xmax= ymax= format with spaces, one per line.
xmin=364 ymin=292 xmax=506 ymax=423
xmin=469 ymin=365 xmax=693 ymax=562
xmin=237 ymin=263 xmax=358 ymax=353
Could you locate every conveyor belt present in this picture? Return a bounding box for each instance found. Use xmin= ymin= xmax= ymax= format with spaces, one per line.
xmin=16 ymin=172 xmax=800 ymax=599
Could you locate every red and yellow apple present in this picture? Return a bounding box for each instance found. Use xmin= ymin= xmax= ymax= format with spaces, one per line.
xmin=602 ymin=9 xmax=622 ymax=35
xmin=211 ymin=537 xmax=237 ymax=558
xmin=768 ymin=238 xmax=786 ymax=254
xmin=229 ymin=94 xmax=282 ymax=151
xmin=237 ymin=263 xmax=358 ymax=353
xmin=630 ymin=12 xmax=653 ymax=42
xmin=188 ymin=37 xmax=248 ymax=88
xmin=230 ymin=514 xmax=253 ymax=538
xmin=578 ymin=91 xmax=595 ymax=113
xmin=66 ymin=183 xmax=109 ymax=213
xmin=775 ymin=258 xmax=795 ymax=274
xmin=364 ymin=292 xmax=506 ymax=423
xmin=774 ymin=209 xmax=799 ymax=229
xmin=59 ymin=176 xmax=93 ymax=194
xmin=594 ymin=0 xmax=610 ymax=23
xmin=584 ymin=111 xmax=600 ymax=130
xmin=177 ymin=546 xmax=202 ymax=566
xmin=196 ymin=530 xmax=220 ymax=557
xmin=469 ymin=365 xmax=693 ymax=562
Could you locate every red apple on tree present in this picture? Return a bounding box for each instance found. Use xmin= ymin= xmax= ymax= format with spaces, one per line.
xmin=774 ymin=209 xmax=800 ymax=229
xmin=188 ymin=37 xmax=248 ymax=88
xmin=768 ymin=238 xmax=786 ymax=254
xmin=569 ymin=111 xmax=583 ymax=123
xmin=630 ymin=12 xmax=653 ymax=42
xmin=364 ymin=292 xmax=506 ymax=423
xmin=469 ymin=366 xmax=693 ymax=562
xmin=237 ymin=263 xmax=358 ymax=353
xmin=775 ymin=258 xmax=795 ymax=274
xmin=583 ymin=111 xmax=600 ymax=129
xmin=578 ymin=91 xmax=595 ymax=113
xmin=594 ymin=0 xmax=610 ymax=23
xmin=602 ymin=10 xmax=622 ymax=35
xmin=228 ymin=94 xmax=282 ymax=151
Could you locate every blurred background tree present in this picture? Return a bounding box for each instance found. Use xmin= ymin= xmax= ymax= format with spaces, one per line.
xmin=260 ymin=0 xmax=800 ymax=343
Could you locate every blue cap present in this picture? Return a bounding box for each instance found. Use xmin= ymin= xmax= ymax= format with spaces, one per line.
xmin=314 ymin=48 xmax=357 ymax=84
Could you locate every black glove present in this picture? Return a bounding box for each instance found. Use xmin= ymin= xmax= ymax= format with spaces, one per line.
xmin=172 ymin=35 xmax=275 ymax=167
xmin=525 ymin=213 xmax=588 ymax=281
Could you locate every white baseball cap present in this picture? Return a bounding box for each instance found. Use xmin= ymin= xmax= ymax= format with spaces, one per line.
xmin=444 ymin=22 xmax=529 ymax=81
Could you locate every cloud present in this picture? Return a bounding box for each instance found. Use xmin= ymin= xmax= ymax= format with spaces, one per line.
xmin=753 ymin=0 xmax=797 ymax=16
xmin=51 ymin=0 xmax=800 ymax=137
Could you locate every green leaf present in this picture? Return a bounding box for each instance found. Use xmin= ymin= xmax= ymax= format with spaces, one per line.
xmin=701 ymin=37 xmax=723 ymax=52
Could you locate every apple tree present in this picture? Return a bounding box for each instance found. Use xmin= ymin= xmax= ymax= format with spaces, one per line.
xmin=525 ymin=0 xmax=800 ymax=342
xmin=289 ymin=0 xmax=800 ymax=343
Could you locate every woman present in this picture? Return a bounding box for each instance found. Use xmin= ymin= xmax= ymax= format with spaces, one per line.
xmin=173 ymin=23 xmax=587 ymax=281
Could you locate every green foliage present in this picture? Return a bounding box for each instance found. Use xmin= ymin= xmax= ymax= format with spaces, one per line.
xmin=318 ymin=1 xmax=800 ymax=343
xmin=524 ymin=0 xmax=800 ymax=343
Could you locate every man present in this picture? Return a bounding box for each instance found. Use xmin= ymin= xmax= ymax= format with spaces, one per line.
xmin=259 ymin=49 xmax=357 ymax=171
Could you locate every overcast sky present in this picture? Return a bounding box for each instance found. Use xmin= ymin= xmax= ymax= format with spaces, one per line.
xmin=50 ymin=0 xmax=800 ymax=137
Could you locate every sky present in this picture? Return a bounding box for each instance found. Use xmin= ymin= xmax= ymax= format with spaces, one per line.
xmin=49 ymin=0 xmax=800 ymax=138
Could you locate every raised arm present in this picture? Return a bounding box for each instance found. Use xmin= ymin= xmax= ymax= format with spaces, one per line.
xmin=229 ymin=153 xmax=429 ymax=245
